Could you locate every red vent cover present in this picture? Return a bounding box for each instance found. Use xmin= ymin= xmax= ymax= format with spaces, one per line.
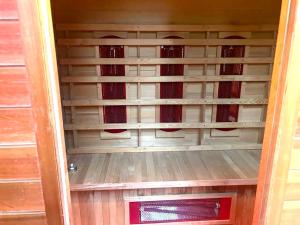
xmin=129 ymin=198 xmax=232 ymax=224
xmin=100 ymin=35 xmax=126 ymax=133
xmin=160 ymin=36 xmax=184 ymax=132
xmin=216 ymin=36 xmax=245 ymax=131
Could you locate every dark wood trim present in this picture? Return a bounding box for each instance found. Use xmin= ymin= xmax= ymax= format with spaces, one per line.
xmin=16 ymin=1 xmax=72 ymax=225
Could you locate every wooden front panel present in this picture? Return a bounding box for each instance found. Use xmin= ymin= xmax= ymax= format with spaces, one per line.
xmin=0 ymin=67 xmax=31 ymax=107
xmin=0 ymin=146 xmax=40 ymax=179
xmin=71 ymin=186 xmax=256 ymax=225
xmin=1 ymin=216 xmax=47 ymax=225
xmin=0 ymin=182 xmax=44 ymax=211
xmin=0 ymin=21 xmax=24 ymax=65
xmin=0 ymin=0 xmax=18 ymax=20
xmin=0 ymin=109 xmax=35 ymax=144
xmin=0 ymin=0 xmax=46 ymax=224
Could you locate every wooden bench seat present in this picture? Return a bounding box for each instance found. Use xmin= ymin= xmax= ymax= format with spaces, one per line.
xmin=68 ymin=150 xmax=260 ymax=191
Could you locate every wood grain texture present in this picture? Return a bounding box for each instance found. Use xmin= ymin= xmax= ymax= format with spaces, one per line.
xmin=0 ymin=182 xmax=44 ymax=212
xmin=0 ymin=145 xmax=40 ymax=179
xmin=0 ymin=21 xmax=24 ymax=66
xmin=0 ymin=0 xmax=46 ymax=223
xmin=0 ymin=109 xmax=35 ymax=144
xmin=68 ymin=150 xmax=260 ymax=191
xmin=64 ymin=122 xmax=265 ymax=131
xmin=63 ymin=98 xmax=268 ymax=107
xmin=68 ymin=144 xmax=262 ymax=154
xmin=0 ymin=215 xmax=47 ymax=225
xmin=0 ymin=0 xmax=18 ymax=20
xmin=61 ymin=75 xmax=271 ymax=83
xmin=71 ymin=186 xmax=256 ymax=225
xmin=60 ymin=57 xmax=273 ymax=65
xmin=56 ymin=24 xmax=277 ymax=32
xmin=57 ymin=38 xmax=276 ymax=46
xmin=0 ymin=67 xmax=30 ymax=107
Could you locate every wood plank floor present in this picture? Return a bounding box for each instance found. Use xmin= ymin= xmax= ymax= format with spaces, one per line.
xmin=68 ymin=150 xmax=260 ymax=191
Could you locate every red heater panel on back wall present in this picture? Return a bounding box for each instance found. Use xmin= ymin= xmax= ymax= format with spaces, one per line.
xmin=129 ymin=197 xmax=232 ymax=224
xmin=160 ymin=36 xmax=184 ymax=132
xmin=100 ymin=35 xmax=126 ymax=133
xmin=216 ymin=36 xmax=245 ymax=131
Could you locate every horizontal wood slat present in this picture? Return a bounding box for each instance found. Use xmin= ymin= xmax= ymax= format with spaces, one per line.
xmin=64 ymin=122 xmax=265 ymax=130
xmin=0 ymin=21 xmax=24 ymax=66
xmin=61 ymin=75 xmax=271 ymax=83
xmin=57 ymin=24 xmax=277 ymax=32
xmin=63 ymin=98 xmax=268 ymax=106
xmin=0 ymin=145 xmax=39 ymax=179
xmin=0 ymin=109 xmax=35 ymax=145
xmin=0 ymin=67 xmax=30 ymax=107
xmin=60 ymin=57 xmax=274 ymax=65
xmin=58 ymin=38 xmax=275 ymax=46
xmin=0 ymin=0 xmax=18 ymax=20
xmin=0 ymin=212 xmax=46 ymax=225
xmin=0 ymin=182 xmax=44 ymax=212
xmin=0 ymin=214 xmax=46 ymax=225
xmin=68 ymin=144 xmax=262 ymax=154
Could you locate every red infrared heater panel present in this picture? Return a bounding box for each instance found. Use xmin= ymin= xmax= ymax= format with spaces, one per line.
xmin=100 ymin=35 xmax=127 ymax=133
xmin=160 ymin=36 xmax=184 ymax=132
xmin=129 ymin=197 xmax=232 ymax=224
xmin=216 ymin=36 xmax=245 ymax=131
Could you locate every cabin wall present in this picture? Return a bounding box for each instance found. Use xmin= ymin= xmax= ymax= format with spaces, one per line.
xmin=55 ymin=24 xmax=276 ymax=153
xmin=0 ymin=1 xmax=46 ymax=224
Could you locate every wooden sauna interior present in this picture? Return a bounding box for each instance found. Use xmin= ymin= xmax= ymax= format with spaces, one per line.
xmin=50 ymin=0 xmax=282 ymax=224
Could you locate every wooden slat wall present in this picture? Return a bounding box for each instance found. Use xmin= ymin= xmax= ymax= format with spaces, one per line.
xmin=56 ymin=24 xmax=275 ymax=153
xmin=0 ymin=1 xmax=46 ymax=224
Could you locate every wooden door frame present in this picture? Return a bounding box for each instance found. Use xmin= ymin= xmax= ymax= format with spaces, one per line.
xmin=15 ymin=0 xmax=299 ymax=224
xmin=17 ymin=1 xmax=72 ymax=225
xmin=253 ymin=0 xmax=300 ymax=224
